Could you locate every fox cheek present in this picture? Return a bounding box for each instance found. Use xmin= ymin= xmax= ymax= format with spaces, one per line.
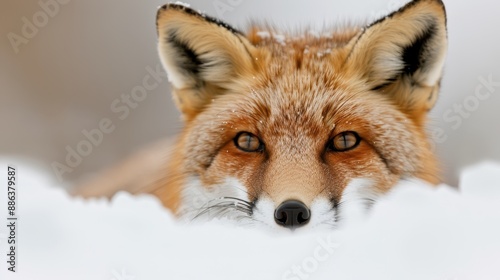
xmin=200 ymin=152 xmax=264 ymax=202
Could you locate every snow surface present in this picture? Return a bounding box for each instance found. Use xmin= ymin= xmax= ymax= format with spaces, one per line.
xmin=1 ymin=160 xmax=500 ymax=280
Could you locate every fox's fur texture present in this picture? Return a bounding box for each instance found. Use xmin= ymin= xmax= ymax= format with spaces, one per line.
xmin=77 ymin=0 xmax=447 ymax=230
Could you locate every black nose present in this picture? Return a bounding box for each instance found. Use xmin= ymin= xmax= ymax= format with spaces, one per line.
xmin=274 ymin=200 xmax=311 ymax=229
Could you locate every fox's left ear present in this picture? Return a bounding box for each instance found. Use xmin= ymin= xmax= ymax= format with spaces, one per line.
xmin=345 ymin=0 xmax=447 ymax=117
xmin=156 ymin=4 xmax=260 ymax=121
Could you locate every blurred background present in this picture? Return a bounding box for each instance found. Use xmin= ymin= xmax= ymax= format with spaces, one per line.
xmin=1 ymin=0 xmax=499 ymax=187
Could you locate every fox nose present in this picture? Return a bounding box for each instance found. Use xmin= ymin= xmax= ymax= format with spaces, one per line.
xmin=274 ymin=200 xmax=311 ymax=229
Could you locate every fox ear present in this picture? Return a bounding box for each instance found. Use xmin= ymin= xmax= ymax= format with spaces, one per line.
xmin=345 ymin=0 xmax=447 ymax=117
xmin=156 ymin=4 xmax=258 ymax=120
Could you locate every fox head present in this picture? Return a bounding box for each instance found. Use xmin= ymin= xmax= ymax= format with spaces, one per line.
xmin=156 ymin=0 xmax=447 ymax=230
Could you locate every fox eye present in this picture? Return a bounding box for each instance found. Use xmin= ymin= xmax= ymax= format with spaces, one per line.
xmin=234 ymin=132 xmax=263 ymax=152
xmin=328 ymin=131 xmax=360 ymax=152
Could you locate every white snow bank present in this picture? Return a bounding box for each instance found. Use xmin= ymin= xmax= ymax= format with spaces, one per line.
xmin=1 ymin=160 xmax=500 ymax=280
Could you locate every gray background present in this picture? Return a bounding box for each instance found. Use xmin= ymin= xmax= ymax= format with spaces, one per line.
xmin=1 ymin=0 xmax=499 ymax=186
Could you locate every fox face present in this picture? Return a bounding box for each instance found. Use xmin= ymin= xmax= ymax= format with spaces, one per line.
xmin=156 ymin=0 xmax=447 ymax=230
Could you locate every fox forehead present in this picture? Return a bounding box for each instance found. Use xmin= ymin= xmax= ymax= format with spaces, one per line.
xmin=199 ymin=70 xmax=393 ymax=138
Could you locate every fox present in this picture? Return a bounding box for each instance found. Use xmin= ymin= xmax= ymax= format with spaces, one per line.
xmin=75 ymin=0 xmax=448 ymax=231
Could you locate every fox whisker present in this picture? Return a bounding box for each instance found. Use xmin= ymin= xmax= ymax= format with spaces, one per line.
xmin=191 ymin=197 xmax=254 ymax=221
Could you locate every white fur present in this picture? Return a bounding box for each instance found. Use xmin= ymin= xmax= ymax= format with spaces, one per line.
xmin=336 ymin=178 xmax=379 ymax=228
xmin=252 ymin=196 xmax=337 ymax=232
xmin=251 ymin=197 xmax=290 ymax=232
xmin=158 ymin=45 xmax=190 ymax=89
xmin=178 ymin=177 xmax=252 ymax=223
xmin=179 ymin=176 xmax=384 ymax=231
xmin=423 ymin=49 xmax=447 ymax=86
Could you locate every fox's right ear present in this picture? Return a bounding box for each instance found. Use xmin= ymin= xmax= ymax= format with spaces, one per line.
xmin=156 ymin=4 xmax=259 ymax=120
xmin=344 ymin=0 xmax=447 ymax=122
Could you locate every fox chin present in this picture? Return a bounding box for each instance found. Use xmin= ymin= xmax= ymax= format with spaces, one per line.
xmin=76 ymin=0 xmax=448 ymax=231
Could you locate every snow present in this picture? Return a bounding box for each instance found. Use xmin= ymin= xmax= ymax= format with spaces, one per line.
xmin=1 ymin=160 xmax=500 ymax=280
xmin=172 ymin=1 xmax=191 ymax=8
xmin=256 ymin=31 xmax=271 ymax=39
xmin=256 ymin=31 xmax=286 ymax=46
xmin=274 ymin=34 xmax=286 ymax=46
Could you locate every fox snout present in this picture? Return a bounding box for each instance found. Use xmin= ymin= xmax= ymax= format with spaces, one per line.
xmin=274 ymin=200 xmax=311 ymax=229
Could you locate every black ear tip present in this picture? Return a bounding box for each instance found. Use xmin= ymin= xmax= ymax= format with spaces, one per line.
xmin=164 ymin=3 xmax=190 ymax=10
xmin=157 ymin=3 xmax=198 ymax=21
xmin=156 ymin=2 xmax=243 ymax=36
xmin=156 ymin=3 xmax=200 ymax=37
xmin=368 ymin=0 xmax=447 ymax=29
xmin=157 ymin=3 xmax=200 ymax=15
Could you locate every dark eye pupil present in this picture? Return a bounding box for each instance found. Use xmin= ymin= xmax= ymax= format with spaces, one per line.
xmin=341 ymin=135 xmax=348 ymax=147
xmin=241 ymin=135 xmax=253 ymax=148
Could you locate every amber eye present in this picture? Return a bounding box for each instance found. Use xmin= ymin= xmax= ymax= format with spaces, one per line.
xmin=234 ymin=132 xmax=263 ymax=152
xmin=328 ymin=131 xmax=360 ymax=152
